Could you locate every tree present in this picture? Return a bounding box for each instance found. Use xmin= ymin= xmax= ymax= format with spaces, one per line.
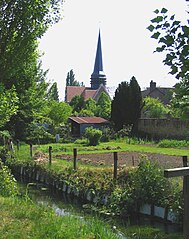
xmin=0 ymin=0 xmax=63 ymax=89
xmin=48 ymin=101 xmax=72 ymax=128
xmin=96 ymin=92 xmax=111 ymax=119
xmin=70 ymin=95 xmax=85 ymax=113
xmin=66 ymin=69 xmax=80 ymax=86
xmin=148 ymin=8 xmax=189 ymax=80
xmin=111 ymin=77 xmax=142 ymax=131
xmin=143 ymin=97 xmax=169 ymax=118
xmin=0 ymin=84 xmax=18 ymax=128
xmin=148 ymin=7 xmax=189 ymax=118
xmin=47 ymin=82 xmax=59 ymax=101
xmin=0 ymin=0 xmax=64 ymax=139
xmin=79 ymin=98 xmax=96 ymax=116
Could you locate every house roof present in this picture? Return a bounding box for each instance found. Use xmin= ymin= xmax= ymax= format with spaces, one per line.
xmin=69 ymin=116 xmax=110 ymax=125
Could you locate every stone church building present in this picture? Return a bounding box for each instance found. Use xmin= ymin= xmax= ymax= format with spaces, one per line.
xmin=65 ymin=30 xmax=111 ymax=103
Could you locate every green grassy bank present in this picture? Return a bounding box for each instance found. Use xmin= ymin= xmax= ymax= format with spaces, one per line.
xmin=0 ymin=195 xmax=182 ymax=239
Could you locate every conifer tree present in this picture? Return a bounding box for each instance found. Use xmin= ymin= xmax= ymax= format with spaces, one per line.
xmin=111 ymin=77 xmax=142 ymax=131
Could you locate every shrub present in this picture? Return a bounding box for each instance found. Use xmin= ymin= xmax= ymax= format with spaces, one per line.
xmin=0 ymin=160 xmax=18 ymax=197
xmin=85 ymin=127 xmax=102 ymax=146
xmin=158 ymin=139 xmax=189 ymax=148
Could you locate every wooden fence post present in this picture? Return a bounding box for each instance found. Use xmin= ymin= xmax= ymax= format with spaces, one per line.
xmin=49 ymin=146 xmax=52 ymax=165
xmin=30 ymin=143 xmax=33 ymax=158
xmin=183 ymin=156 xmax=188 ymax=167
xmin=113 ymin=152 xmax=118 ymax=180
xmin=16 ymin=139 xmax=20 ymax=151
xmin=73 ymin=148 xmax=77 ymax=170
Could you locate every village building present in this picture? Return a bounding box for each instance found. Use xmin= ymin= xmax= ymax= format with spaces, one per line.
xmin=69 ymin=116 xmax=110 ymax=136
xmin=65 ymin=30 xmax=111 ymax=103
xmin=142 ymin=80 xmax=173 ymax=105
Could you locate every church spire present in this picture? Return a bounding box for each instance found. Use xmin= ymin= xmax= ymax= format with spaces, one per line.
xmin=90 ymin=30 xmax=107 ymax=89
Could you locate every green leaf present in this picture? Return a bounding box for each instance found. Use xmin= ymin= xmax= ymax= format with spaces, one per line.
xmin=154 ymin=9 xmax=159 ymax=14
xmin=170 ymin=15 xmax=175 ymax=21
xmin=151 ymin=16 xmax=163 ymax=23
xmin=170 ymin=65 xmax=178 ymax=75
xmin=155 ymin=46 xmax=165 ymax=52
xmin=161 ymin=8 xmax=168 ymax=14
xmin=147 ymin=25 xmax=155 ymax=32
xmin=182 ymin=26 xmax=189 ymax=36
xmin=151 ymin=32 xmax=160 ymax=39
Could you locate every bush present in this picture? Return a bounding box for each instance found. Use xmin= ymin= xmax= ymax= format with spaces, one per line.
xmin=158 ymin=139 xmax=189 ymax=148
xmin=85 ymin=127 xmax=102 ymax=146
xmin=108 ymin=156 xmax=181 ymax=215
xmin=0 ymin=160 xmax=18 ymax=197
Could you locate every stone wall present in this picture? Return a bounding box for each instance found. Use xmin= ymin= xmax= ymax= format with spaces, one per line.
xmin=138 ymin=118 xmax=189 ymax=139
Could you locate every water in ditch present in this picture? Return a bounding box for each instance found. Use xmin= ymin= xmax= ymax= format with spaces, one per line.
xmin=17 ymin=178 xmax=181 ymax=238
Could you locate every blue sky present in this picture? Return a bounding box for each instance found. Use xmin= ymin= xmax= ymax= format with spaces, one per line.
xmin=39 ymin=0 xmax=188 ymax=100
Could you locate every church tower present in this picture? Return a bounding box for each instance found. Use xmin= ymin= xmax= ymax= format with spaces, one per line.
xmin=90 ymin=30 xmax=107 ymax=90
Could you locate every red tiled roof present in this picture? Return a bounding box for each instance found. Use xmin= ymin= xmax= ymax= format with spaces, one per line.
xmin=66 ymin=86 xmax=85 ymax=102
xmin=81 ymin=89 xmax=97 ymax=100
xmin=69 ymin=116 xmax=110 ymax=124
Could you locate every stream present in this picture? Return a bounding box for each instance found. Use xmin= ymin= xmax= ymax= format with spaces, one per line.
xmin=18 ymin=178 xmax=181 ymax=238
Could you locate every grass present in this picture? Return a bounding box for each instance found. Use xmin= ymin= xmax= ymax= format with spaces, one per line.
xmin=0 ymin=195 xmax=183 ymax=239
xmin=19 ymin=139 xmax=189 ymax=159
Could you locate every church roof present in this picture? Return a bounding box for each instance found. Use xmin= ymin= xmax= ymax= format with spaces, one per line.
xmin=90 ymin=30 xmax=106 ymax=89
xmin=66 ymin=86 xmax=85 ymax=102
xmin=81 ymin=88 xmax=97 ymax=100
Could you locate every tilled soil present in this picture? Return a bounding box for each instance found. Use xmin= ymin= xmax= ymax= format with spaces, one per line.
xmin=56 ymin=151 xmax=183 ymax=169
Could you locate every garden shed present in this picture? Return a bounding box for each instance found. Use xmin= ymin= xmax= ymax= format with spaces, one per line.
xmin=69 ymin=116 xmax=110 ymax=137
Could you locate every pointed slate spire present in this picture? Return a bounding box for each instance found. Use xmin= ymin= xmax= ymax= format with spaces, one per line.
xmin=90 ymin=30 xmax=107 ymax=89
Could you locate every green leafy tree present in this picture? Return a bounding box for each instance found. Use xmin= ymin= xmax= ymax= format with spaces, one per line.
xmin=47 ymin=82 xmax=59 ymax=101
xmin=148 ymin=7 xmax=189 ymax=118
xmin=48 ymin=101 xmax=72 ymax=127
xmin=143 ymin=97 xmax=169 ymax=118
xmin=0 ymin=84 xmax=18 ymax=128
xmin=0 ymin=0 xmax=64 ymax=139
xmin=111 ymin=77 xmax=142 ymax=131
xmin=70 ymin=95 xmax=85 ymax=113
xmin=0 ymin=0 xmax=63 ymax=89
xmin=96 ymin=92 xmax=111 ymax=119
xmin=78 ymin=98 xmax=97 ymax=116
xmin=66 ymin=69 xmax=81 ymax=86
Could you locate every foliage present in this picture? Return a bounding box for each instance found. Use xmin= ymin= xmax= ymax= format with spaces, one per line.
xmin=101 ymin=127 xmax=115 ymax=142
xmin=148 ymin=7 xmax=189 ymax=119
xmin=0 ymin=0 xmax=63 ymax=86
xmin=143 ymin=97 xmax=169 ymax=118
xmin=70 ymin=95 xmax=85 ymax=113
xmin=0 ymin=84 xmax=18 ymax=128
xmin=0 ymin=0 xmax=64 ymax=140
xmin=108 ymin=157 xmax=180 ymax=215
xmin=26 ymin=124 xmax=54 ymax=144
xmin=158 ymin=139 xmax=189 ymax=148
xmin=111 ymin=77 xmax=142 ymax=131
xmin=116 ymin=125 xmax=132 ymax=138
xmin=0 ymin=160 xmax=18 ymax=197
xmin=85 ymin=127 xmax=102 ymax=146
xmin=47 ymin=82 xmax=59 ymax=101
xmin=148 ymin=7 xmax=189 ymax=80
xmin=96 ymin=92 xmax=111 ymax=119
xmin=66 ymin=69 xmax=81 ymax=86
xmin=48 ymin=101 xmax=72 ymax=127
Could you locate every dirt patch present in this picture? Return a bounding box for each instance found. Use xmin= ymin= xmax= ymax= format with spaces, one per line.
xmin=56 ymin=151 xmax=183 ymax=169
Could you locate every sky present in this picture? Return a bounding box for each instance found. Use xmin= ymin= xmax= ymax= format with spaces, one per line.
xmin=39 ymin=0 xmax=188 ymax=100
